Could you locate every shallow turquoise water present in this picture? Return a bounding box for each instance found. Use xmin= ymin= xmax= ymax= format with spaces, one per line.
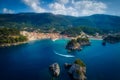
xmin=0 ymin=39 xmax=120 ymax=80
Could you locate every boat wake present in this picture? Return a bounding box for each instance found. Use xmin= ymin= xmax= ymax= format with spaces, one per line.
xmin=51 ymin=38 xmax=59 ymax=41
xmin=54 ymin=51 xmax=74 ymax=58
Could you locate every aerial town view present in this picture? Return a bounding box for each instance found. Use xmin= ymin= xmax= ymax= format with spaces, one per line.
xmin=0 ymin=0 xmax=120 ymax=80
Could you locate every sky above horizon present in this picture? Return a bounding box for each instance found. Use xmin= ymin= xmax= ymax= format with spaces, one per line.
xmin=0 ymin=0 xmax=119 ymax=16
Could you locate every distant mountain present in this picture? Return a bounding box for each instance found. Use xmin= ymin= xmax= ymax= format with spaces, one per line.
xmin=0 ymin=13 xmax=120 ymax=32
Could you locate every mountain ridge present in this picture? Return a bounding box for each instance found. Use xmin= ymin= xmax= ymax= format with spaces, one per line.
xmin=0 ymin=13 xmax=120 ymax=32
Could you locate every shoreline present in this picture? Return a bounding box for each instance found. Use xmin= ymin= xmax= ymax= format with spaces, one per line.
xmin=0 ymin=41 xmax=28 ymax=47
xmin=0 ymin=36 xmax=103 ymax=47
xmin=89 ymin=38 xmax=103 ymax=40
xmin=0 ymin=38 xmax=62 ymax=47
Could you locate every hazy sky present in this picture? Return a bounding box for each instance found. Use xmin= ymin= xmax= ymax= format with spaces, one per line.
xmin=0 ymin=0 xmax=119 ymax=16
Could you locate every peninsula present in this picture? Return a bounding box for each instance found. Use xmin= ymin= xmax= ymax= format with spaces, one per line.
xmin=0 ymin=28 xmax=27 ymax=47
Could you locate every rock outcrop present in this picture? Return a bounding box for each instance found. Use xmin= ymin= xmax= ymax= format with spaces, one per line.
xmin=49 ymin=63 xmax=60 ymax=77
xmin=66 ymin=39 xmax=81 ymax=51
xmin=66 ymin=37 xmax=90 ymax=52
xmin=65 ymin=59 xmax=86 ymax=80
xmin=68 ymin=64 xmax=86 ymax=80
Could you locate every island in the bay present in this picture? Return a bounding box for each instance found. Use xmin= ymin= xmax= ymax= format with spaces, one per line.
xmin=66 ymin=32 xmax=90 ymax=52
xmin=0 ymin=28 xmax=27 ymax=47
xmin=49 ymin=59 xmax=86 ymax=80
xmin=65 ymin=59 xmax=86 ymax=80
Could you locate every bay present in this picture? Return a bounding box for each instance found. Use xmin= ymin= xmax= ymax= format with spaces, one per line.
xmin=0 ymin=39 xmax=120 ymax=80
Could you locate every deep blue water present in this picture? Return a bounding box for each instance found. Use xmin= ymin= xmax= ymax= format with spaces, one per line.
xmin=0 ymin=39 xmax=120 ymax=80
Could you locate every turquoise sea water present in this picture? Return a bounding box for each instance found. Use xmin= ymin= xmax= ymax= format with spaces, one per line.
xmin=0 ymin=39 xmax=120 ymax=80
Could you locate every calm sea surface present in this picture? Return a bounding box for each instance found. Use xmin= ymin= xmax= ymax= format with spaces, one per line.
xmin=0 ymin=39 xmax=120 ymax=80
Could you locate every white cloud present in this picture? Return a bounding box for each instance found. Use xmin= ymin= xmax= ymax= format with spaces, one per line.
xmin=58 ymin=0 xmax=69 ymax=4
xmin=49 ymin=2 xmax=78 ymax=16
xmin=49 ymin=2 xmax=66 ymax=10
xmin=73 ymin=1 xmax=107 ymax=16
xmin=2 ymin=8 xmax=14 ymax=14
xmin=49 ymin=2 xmax=67 ymax=14
xmin=48 ymin=0 xmax=107 ymax=16
xmin=23 ymin=0 xmax=46 ymax=12
xmin=23 ymin=0 xmax=107 ymax=16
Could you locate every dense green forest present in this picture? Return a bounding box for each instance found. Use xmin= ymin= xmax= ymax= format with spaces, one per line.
xmin=61 ymin=26 xmax=103 ymax=37
xmin=0 ymin=13 xmax=120 ymax=33
xmin=0 ymin=28 xmax=27 ymax=44
xmin=21 ymin=26 xmax=103 ymax=36
xmin=0 ymin=13 xmax=120 ymax=44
